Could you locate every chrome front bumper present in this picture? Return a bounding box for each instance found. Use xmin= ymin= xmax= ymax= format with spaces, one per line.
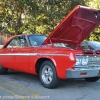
xmin=66 ymin=68 xmax=100 ymax=78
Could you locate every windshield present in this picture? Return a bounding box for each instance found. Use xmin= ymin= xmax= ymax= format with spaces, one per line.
xmin=28 ymin=35 xmax=46 ymax=46
xmin=28 ymin=34 xmax=72 ymax=48
xmin=81 ymin=41 xmax=90 ymax=50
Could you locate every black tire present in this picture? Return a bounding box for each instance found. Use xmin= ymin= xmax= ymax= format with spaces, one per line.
xmin=0 ymin=64 xmax=8 ymax=75
xmin=85 ymin=77 xmax=99 ymax=82
xmin=39 ymin=60 xmax=59 ymax=89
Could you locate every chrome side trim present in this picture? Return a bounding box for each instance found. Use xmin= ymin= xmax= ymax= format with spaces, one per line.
xmin=0 ymin=53 xmax=37 ymax=56
xmin=38 ymin=53 xmax=68 ymax=56
xmin=0 ymin=53 xmax=69 ymax=56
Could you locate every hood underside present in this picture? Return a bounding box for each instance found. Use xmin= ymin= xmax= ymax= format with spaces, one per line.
xmin=42 ymin=5 xmax=100 ymax=47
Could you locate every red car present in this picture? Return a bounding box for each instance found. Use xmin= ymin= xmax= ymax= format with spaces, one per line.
xmin=0 ymin=5 xmax=100 ymax=88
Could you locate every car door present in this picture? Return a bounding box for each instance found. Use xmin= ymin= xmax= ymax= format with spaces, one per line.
xmin=11 ymin=36 xmax=30 ymax=72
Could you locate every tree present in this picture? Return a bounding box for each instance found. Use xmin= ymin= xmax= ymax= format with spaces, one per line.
xmin=86 ymin=0 xmax=100 ymax=41
xmin=1 ymin=0 xmax=100 ymax=42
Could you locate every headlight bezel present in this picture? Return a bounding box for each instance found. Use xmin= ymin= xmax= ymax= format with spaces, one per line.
xmin=75 ymin=55 xmax=88 ymax=66
xmin=81 ymin=58 xmax=88 ymax=65
xmin=75 ymin=58 xmax=81 ymax=65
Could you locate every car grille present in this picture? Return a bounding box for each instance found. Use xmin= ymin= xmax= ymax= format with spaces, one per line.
xmin=87 ymin=56 xmax=100 ymax=67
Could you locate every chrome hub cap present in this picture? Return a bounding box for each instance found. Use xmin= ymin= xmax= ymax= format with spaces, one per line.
xmin=42 ymin=65 xmax=53 ymax=84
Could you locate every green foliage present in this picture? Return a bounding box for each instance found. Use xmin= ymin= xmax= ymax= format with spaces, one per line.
xmin=86 ymin=0 xmax=100 ymax=41
xmin=1 ymin=0 xmax=100 ymax=42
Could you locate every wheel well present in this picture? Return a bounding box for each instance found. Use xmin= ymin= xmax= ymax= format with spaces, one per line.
xmin=35 ymin=58 xmax=53 ymax=74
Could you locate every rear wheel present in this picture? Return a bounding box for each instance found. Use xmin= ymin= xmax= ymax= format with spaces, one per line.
xmin=85 ymin=77 xmax=99 ymax=82
xmin=0 ymin=64 xmax=8 ymax=75
xmin=39 ymin=60 xmax=59 ymax=89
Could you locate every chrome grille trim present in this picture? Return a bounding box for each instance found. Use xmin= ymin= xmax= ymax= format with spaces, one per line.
xmin=87 ymin=56 xmax=100 ymax=67
xmin=75 ymin=55 xmax=100 ymax=67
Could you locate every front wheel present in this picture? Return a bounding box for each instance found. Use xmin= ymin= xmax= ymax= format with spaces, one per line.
xmin=0 ymin=64 xmax=8 ymax=75
xmin=39 ymin=60 xmax=59 ymax=89
xmin=85 ymin=77 xmax=99 ymax=82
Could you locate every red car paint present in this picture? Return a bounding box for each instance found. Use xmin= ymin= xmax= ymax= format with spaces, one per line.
xmin=43 ymin=6 xmax=100 ymax=47
xmin=0 ymin=5 xmax=100 ymax=80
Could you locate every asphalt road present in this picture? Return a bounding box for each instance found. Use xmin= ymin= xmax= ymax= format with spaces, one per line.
xmin=0 ymin=70 xmax=100 ymax=100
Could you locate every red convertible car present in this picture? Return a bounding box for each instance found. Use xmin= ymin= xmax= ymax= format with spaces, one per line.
xmin=0 ymin=5 xmax=100 ymax=88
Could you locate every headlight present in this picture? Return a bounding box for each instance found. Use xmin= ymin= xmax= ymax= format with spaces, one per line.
xmin=75 ymin=56 xmax=88 ymax=66
xmin=81 ymin=58 xmax=88 ymax=65
xmin=75 ymin=58 xmax=81 ymax=65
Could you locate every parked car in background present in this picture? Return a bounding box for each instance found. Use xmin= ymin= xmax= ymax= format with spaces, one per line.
xmin=81 ymin=41 xmax=100 ymax=50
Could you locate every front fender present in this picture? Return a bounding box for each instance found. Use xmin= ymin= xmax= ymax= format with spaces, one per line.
xmin=50 ymin=53 xmax=76 ymax=79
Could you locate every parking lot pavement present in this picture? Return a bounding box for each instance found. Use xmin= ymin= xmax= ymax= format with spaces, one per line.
xmin=0 ymin=70 xmax=50 ymax=100
xmin=0 ymin=80 xmax=40 ymax=98
xmin=0 ymin=70 xmax=100 ymax=100
xmin=0 ymin=80 xmax=40 ymax=100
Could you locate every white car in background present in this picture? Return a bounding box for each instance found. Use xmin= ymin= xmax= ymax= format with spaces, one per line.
xmin=81 ymin=41 xmax=100 ymax=50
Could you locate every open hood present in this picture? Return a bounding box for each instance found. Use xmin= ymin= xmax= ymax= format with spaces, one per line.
xmin=42 ymin=5 xmax=100 ymax=47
